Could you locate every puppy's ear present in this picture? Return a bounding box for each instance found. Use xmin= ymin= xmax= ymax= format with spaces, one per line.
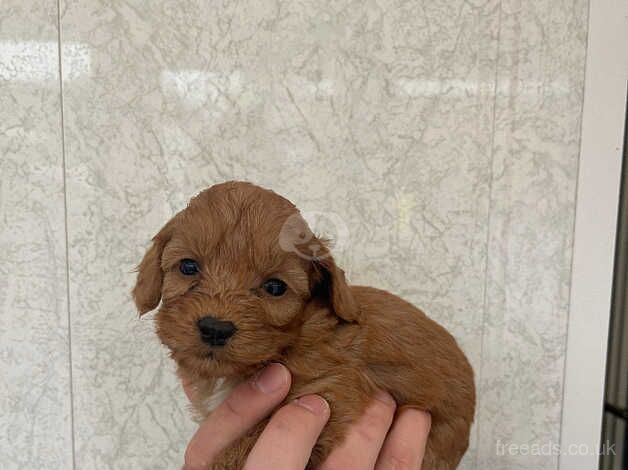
xmin=132 ymin=220 xmax=174 ymax=316
xmin=312 ymin=247 xmax=361 ymax=323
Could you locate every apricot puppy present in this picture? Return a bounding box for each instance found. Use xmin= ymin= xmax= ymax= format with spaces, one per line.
xmin=133 ymin=181 xmax=475 ymax=469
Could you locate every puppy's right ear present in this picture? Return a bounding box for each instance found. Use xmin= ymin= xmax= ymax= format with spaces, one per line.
xmin=132 ymin=221 xmax=174 ymax=316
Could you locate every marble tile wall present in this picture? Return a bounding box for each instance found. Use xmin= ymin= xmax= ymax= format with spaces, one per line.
xmin=475 ymin=1 xmax=588 ymax=468
xmin=0 ymin=1 xmax=73 ymax=469
xmin=0 ymin=0 xmax=588 ymax=468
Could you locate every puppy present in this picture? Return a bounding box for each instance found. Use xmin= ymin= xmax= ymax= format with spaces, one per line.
xmin=133 ymin=181 xmax=475 ymax=469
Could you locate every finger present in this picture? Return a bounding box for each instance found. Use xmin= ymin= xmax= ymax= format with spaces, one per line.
xmin=375 ymin=408 xmax=431 ymax=470
xmin=319 ymin=391 xmax=396 ymax=470
xmin=184 ymin=363 xmax=291 ymax=470
xmin=244 ymin=395 xmax=330 ymax=470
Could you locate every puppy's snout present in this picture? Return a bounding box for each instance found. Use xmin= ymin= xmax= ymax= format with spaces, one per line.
xmin=197 ymin=316 xmax=237 ymax=346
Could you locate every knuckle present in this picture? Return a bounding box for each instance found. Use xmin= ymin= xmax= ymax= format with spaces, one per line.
xmin=380 ymin=450 xmax=416 ymax=470
xmin=373 ymin=391 xmax=397 ymax=411
xmin=266 ymin=411 xmax=298 ymax=434
xmin=348 ymin=402 xmax=396 ymax=444
xmin=355 ymin=423 xmax=384 ymax=444
xmin=402 ymin=407 xmax=431 ymax=430
xmin=183 ymin=447 xmax=209 ymax=470
xmin=265 ymin=401 xmax=322 ymax=436
xmin=321 ymin=457 xmax=352 ymax=470
xmin=221 ymin=393 xmax=246 ymax=425
xmin=364 ymin=401 xmax=395 ymax=427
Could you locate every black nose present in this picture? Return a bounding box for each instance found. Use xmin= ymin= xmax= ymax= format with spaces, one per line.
xmin=197 ymin=316 xmax=237 ymax=346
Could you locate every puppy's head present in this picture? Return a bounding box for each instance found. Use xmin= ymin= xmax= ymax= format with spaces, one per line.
xmin=132 ymin=181 xmax=358 ymax=377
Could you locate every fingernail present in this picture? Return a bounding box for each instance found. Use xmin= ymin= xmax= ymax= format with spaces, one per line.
xmin=374 ymin=390 xmax=396 ymax=407
xmin=252 ymin=363 xmax=289 ymax=394
xmin=294 ymin=395 xmax=330 ymax=416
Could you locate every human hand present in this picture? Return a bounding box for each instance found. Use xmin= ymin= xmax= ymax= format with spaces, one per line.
xmin=182 ymin=363 xmax=431 ymax=469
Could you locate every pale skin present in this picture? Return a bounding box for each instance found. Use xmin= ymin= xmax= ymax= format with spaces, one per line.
xmin=182 ymin=363 xmax=431 ymax=470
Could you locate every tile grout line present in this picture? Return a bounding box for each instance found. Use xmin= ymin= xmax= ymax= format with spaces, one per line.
xmin=473 ymin=1 xmax=503 ymax=469
xmin=56 ymin=0 xmax=77 ymax=468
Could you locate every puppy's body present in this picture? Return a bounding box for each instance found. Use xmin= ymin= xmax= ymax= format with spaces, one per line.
xmin=285 ymin=286 xmax=474 ymax=469
xmin=133 ymin=181 xmax=475 ymax=469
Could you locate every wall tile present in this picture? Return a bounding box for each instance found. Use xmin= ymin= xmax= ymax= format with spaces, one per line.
xmin=475 ymin=0 xmax=588 ymax=468
xmin=0 ymin=1 xmax=72 ymax=468
xmin=0 ymin=0 xmax=590 ymax=466
xmin=60 ymin=0 xmax=501 ymax=467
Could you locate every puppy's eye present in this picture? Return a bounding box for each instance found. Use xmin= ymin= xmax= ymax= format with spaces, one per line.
xmin=179 ymin=259 xmax=200 ymax=275
xmin=262 ymin=278 xmax=287 ymax=297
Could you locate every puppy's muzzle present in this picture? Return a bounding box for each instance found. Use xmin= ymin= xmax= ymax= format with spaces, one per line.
xmin=197 ymin=316 xmax=237 ymax=347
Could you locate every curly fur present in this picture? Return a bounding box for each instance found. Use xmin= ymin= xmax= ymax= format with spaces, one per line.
xmin=133 ymin=181 xmax=475 ymax=469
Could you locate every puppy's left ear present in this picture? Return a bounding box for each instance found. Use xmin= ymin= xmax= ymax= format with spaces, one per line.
xmin=312 ymin=249 xmax=361 ymax=323
xmin=132 ymin=220 xmax=174 ymax=316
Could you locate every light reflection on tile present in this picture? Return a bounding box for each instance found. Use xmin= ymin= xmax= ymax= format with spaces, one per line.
xmin=160 ymin=69 xmax=244 ymax=109
xmin=0 ymin=40 xmax=89 ymax=81
xmin=395 ymin=78 xmax=570 ymax=97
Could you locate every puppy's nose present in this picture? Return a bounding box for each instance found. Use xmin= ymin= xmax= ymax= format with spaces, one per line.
xmin=197 ymin=316 xmax=237 ymax=346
